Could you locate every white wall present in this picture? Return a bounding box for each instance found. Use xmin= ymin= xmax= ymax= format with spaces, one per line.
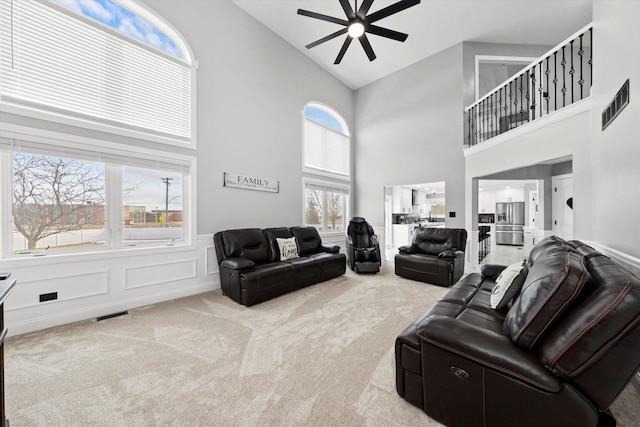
xmin=2 ymin=1 xmax=354 ymax=335
xmin=354 ymin=44 xmax=465 ymax=229
xmin=143 ymin=0 xmax=355 ymax=233
xmin=590 ymin=1 xmax=640 ymax=258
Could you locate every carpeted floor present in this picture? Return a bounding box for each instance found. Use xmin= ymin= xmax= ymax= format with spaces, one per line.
xmin=4 ymin=263 xmax=640 ymax=426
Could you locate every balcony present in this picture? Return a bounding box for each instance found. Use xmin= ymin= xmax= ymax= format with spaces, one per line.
xmin=465 ymin=24 xmax=593 ymax=147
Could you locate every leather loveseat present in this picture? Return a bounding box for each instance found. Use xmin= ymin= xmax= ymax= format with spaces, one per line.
xmin=214 ymin=226 xmax=346 ymax=306
xmin=395 ymin=236 xmax=640 ymax=426
xmin=395 ymin=227 xmax=468 ymax=287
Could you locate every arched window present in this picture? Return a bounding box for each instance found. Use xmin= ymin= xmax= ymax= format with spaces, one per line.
xmin=0 ymin=1 xmax=196 ymax=257
xmin=302 ymin=103 xmax=350 ymax=233
xmin=0 ymin=0 xmax=195 ymax=144
xmin=303 ymin=102 xmax=350 ymax=178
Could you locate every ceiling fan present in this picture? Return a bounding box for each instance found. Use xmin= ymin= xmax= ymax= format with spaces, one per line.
xmin=297 ymin=0 xmax=421 ymax=64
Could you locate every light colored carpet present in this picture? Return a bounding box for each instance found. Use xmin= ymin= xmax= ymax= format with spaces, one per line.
xmin=4 ymin=263 xmax=639 ymax=426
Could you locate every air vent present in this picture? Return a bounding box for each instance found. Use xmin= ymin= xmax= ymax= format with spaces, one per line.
xmin=97 ymin=311 xmax=129 ymax=321
xmin=602 ymin=79 xmax=630 ymax=131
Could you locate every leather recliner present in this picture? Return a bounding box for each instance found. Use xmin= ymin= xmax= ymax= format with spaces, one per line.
xmin=395 ymin=227 xmax=468 ymax=287
xmin=395 ymin=236 xmax=640 ymax=426
xmin=346 ymin=217 xmax=381 ymax=273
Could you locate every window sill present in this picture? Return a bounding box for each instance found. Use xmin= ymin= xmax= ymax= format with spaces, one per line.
xmin=1 ymin=242 xmax=196 ymax=268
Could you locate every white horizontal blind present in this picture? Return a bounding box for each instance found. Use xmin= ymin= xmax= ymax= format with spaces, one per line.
xmin=304 ymin=119 xmax=349 ymax=177
xmin=0 ymin=0 xmax=191 ymax=140
xmin=305 ymin=182 xmax=349 ymax=195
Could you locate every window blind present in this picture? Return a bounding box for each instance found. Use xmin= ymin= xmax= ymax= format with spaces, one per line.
xmin=304 ymin=119 xmax=349 ymax=177
xmin=0 ymin=0 xmax=192 ymax=141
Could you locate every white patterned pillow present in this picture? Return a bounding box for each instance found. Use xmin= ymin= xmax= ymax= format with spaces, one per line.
xmin=491 ymin=262 xmax=527 ymax=309
xmin=276 ymin=237 xmax=299 ymax=261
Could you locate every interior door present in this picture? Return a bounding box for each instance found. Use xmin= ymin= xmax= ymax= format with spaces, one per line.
xmin=552 ymin=175 xmax=574 ymax=240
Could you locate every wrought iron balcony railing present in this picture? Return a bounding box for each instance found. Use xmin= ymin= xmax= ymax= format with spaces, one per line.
xmin=465 ymin=24 xmax=593 ymax=147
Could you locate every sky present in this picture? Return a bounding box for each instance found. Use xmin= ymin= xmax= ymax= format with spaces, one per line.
xmin=304 ymin=105 xmax=345 ymax=133
xmin=53 ymin=0 xmax=183 ymax=59
xmin=123 ymin=167 xmax=183 ymax=211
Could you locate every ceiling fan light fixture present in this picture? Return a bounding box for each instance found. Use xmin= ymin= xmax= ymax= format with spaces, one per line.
xmin=347 ymin=21 xmax=365 ymax=38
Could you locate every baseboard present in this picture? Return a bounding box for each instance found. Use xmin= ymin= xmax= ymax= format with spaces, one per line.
xmin=7 ymin=278 xmax=220 ymax=337
xmin=633 ymin=372 xmax=640 ymax=395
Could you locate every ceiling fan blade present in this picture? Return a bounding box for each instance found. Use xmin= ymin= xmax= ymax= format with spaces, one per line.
xmin=338 ymin=0 xmax=356 ymax=20
xmin=366 ymin=24 xmax=408 ymax=42
xmin=335 ymin=37 xmax=353 ymax=64
xmin=356 ymin=0 xmax=375 ymax=19
xmin=297 ymin=9 xmax=349 ymax=26
xmin=366 ymin=0 xmax=420 ymax=24
xmin=305 ymin=28 xmax=348 ymax=49
xmin=359 ymin=34 xmax=377 ymax=61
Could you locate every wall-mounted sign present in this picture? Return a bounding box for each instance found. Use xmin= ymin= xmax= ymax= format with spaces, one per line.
xmin=223 ymin=172 xmax=279 ymax=193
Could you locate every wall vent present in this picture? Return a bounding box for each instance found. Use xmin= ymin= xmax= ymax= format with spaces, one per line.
xmin=97 ymin=311 xmax=129 ymax=321
xmin=602 ymin=79 xmax=630 ymax=131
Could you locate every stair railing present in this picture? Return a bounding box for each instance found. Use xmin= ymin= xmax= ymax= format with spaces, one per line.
xmin=465 ymin=24 xmax=593 ymax=147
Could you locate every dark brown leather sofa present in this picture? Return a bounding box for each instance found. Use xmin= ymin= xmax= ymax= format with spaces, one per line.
xmin=395 ymin=236 xmax=640 ymax=426
xmin=395 ymin=227 xmax=468 ymax=287
xmin=214 ymin=226 xmax=346 ymax=306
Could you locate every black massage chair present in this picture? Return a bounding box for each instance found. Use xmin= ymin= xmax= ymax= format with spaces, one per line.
xmin=346 ymin=217 xmax=381 ymax=273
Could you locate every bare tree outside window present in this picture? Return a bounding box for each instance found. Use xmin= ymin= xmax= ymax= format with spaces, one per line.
xmin=304 ymin=187 xmax=347 ymax=232
xmin=327 ymin=191 xmax=343 ymax=231
xmin=12 ymin=152 xmax=105 ymax=251
xmin=305 ymin=189 xmax=323 ymax=229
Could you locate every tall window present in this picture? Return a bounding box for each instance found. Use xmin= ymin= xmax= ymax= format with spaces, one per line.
xmin=0 ymin=0 xmax=195 ymax=257
xmin=303 ymin=103 xmax=350 ymax=233
xmin=0 ymin=0 xmax=194 ymax=144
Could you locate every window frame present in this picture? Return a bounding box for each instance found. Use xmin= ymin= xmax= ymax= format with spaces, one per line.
xmin=0 ymin=0 xmax=198 ymax=149
xmin=302 ymin=177 xmax=350 ymax=238
xmin=302 ymin=102 xmax=351 ymax=181
xmin=0 ymin=123 xmax=195 ymax=261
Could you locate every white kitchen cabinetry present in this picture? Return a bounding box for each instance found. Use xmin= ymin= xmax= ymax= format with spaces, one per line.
xmin=392 ymin=187 xmax=413 ymax=213
xmin=479 ymin=190 xmax=497 ymax=213
xmin=495 ymin=188 xmax=524 ymax=203
xmin=392 ymin=224 xmax=411 ymax=247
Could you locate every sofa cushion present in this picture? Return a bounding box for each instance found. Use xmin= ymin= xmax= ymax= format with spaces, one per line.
xmin=411 ymin=227 xmax=459 ymax=256
xmin=527 ymin=235 xmax=573 ymax=267
xmin=264 ymin=227 xmax=294 ymax=262
xmin=276 ymin=237 xmax=299 ymax=261
xmin=221 ymin=228 xmax=270 ymax=264
xmin=504 ymin=251 xmax=592 ymax=350
xmin=290 ymin=226 xmax=323 ymax=256
xmin=540 ymin=256 xmax=640 ymax=379
xmin=491 ymin=262 xmax=527 ymax=309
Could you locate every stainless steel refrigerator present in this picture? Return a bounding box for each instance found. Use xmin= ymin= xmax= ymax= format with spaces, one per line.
xmin=495 ymin=202 xmax=525 ymax=245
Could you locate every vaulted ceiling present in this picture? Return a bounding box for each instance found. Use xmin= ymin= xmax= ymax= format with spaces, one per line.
xmin=232 ymin=0 xmax=593 ymax=89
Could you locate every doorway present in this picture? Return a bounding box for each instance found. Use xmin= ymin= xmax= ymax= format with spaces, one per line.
xmin=552 ymin=174 xmax=574 ymax=240
xmin=475 ymin=56 xmax=537 ymax=100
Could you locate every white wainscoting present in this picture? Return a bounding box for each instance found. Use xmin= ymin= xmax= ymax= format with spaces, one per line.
xmin=4 ymin=235 xmax=220 ymax=336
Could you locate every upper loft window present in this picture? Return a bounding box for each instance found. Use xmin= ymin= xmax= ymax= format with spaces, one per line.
xmin=0 ymin=0 xmax=195 ymax=144
xmin=303 ymin=102 xmax=350 ymax=179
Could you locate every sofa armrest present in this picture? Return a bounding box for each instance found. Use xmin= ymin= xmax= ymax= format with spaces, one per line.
xmin=320 ymin=244 xmax=340 ymax=254
xmin=220 ymin=257 xmax=255 ymax=270
xmin=438 ymin=249 xmax=464 ymax=258
xmin=416 ymin=315 xmax=561 ymax=392
xmin=398 ymin=245 xmax=414 ymax=254
xmin=480 ymin=264 xmax=507 ymax=279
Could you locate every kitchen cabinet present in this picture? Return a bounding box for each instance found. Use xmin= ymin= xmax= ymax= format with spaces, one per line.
xmin=496 ymin=188 xmax=524 ymax=203
xmin=392 ymin=187 xmax=413 ymax=213
xmin=479 ymin=190 xmax=496 ymax=213
xmin=392 ymin=224 xmax=411 ymax=247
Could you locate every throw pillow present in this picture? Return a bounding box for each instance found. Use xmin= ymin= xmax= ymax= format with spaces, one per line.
xmin=276 ymin=237 xmax=299 ymax=261
xmin=491 ymin=262 xmax=527 ymax=309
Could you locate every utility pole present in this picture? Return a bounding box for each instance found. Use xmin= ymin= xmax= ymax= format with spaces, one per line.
xmin=161 ymin=177 xmax=173 ymax=227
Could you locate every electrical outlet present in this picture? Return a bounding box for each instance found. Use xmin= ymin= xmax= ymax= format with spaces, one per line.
xmin=39 ymin=292 xmax=58 ymax=302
